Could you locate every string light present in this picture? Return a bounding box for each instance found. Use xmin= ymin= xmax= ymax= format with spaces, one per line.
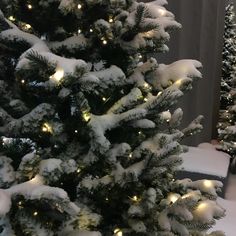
xmin=82 ymin=111 xmax=91 ymax=122
xmin=138 ymin=131 xmax=142 ymax=135
xmin=33 ymin=211 xmax=38 ymax=216
xmin=8 ymin=16 xmax=15 ymax=21
xmin=50 ymin=68 xmax=64 ymax=83
xmin=109 ymin=17 xmax=114 ymax=23
xmin=129 ymin=153 xmax=133 ymax=158
xmin=25 ymin=24 xmax=32 ymax=30
xmin=90 ymin=28 xmax=93 ymax=32
xmin=102 ymin=39 xmax=108 ymax=45
xmin=102 ymin=97 xmax=107 ymax=102
xmin=203 ymin=180 xmax=213 ymax=188
xmin=42 ymin=123 xmax=53 ymax=133
xmin=21 ymin=79 xmax=25 ymax=84
xmin=77 ymin=4 xmax=82 ymax=9
xmin=131 ymin=196 xmax=139 ymax=202
xmin=114 ymin=228 xmax=123 ymax=236
xmin=144 ymin=98 xmax=148 ymax=102
xmin=168 ymin=193 xmax=179 ymax=203
xmin=175 ymin=79 xmax=182 ymax=85
xmin=78 ymin=29 xmax=82 ymax=34
xmin=158 ymin=8 xmax=166 ymax=16
xmin=105 ymin=197 xmax=109 ymax=201
xmin=27 ymin=4 xmax=32 ymax=9
xmin=77 ymin=168 xmax=81 ymax=173
xmin=74 ymin=130 xmax=78 ymax=133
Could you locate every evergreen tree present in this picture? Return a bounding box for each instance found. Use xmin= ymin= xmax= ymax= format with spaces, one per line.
xmin=0 ymin=0 xmax=225 ymax=235
xmin=218 ymin=3 xmax=236 ymax=173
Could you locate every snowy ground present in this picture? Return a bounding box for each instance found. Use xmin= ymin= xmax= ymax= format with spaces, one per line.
xmin=211 ymin=174 xmax=236 ymax=235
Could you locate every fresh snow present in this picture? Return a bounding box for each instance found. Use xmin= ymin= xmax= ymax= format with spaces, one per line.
xmin=211 ymin=197 xmax=236 ymax=236
xmin=179 ymin=146 xmax=230 ymax=178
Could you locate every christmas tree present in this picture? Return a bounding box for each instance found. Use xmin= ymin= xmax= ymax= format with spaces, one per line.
xmin=218 ymin=3 xmax=236 ymax=173
xmin=0 ymin=0 xmax=225 ymax=235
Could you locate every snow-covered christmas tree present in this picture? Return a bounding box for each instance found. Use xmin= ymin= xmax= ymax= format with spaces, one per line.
xmin=0 ymin=0 xmax=225 ymax=235
xmin=218 ymin=3 xmax=236 ymax=174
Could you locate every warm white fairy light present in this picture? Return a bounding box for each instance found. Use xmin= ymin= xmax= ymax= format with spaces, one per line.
xmin=8 ymin=16 xmax=15 ymax=21
xmin=102 ymin=97 xmax=107 ymax=102
xmin=114 ymin=228 xmax=122 ymax=236
xmin=78 ymin=4 xmax=82 ymax=9
xmin=109 ymin=18 xmax=114 ymax=23
xmin=33 ymin=211 xmax=38 ymax=216
xmin=129 ymin=153 xmax=133 ymax=158
xmin=203 ymin=180 xmax=213 ymax=188
xmin=25 ymin=24 xmax=32 ymax=30
xmin=82 ymin=111 xmax=91 ymax=122
xmin=21 ymin=79 xmax=25 ymax=84
xmin=50 ymin=68 xmax=64 ymax=83
xmin=168 ymin=193 xmax=179 ymax=203
xmin=105 ymin=197 xmax=109 ymax=201
xmin=78 ymin=29 xmax=82 ymax=34
xmin=42 ymin=123 xmax=53 ymax=133
xmin=144 ymin=98 xmax=148 ymax=102
xmin=196 ymin=202 xmax=208 ymax=212
xmin=102 ymin=39 xmax=108 ymax=45
xmin=27 ymin=4 xmax=32 ymax=9
xmin=175 ymin=79 xmax=182 ymax=85
xmin=77 ymin=168 xmax=81 ymax=173
xmin=90 ymin=28 xmax=93 ymax=32
xmin=74 ymin=130 xmax=78 ymax=133
xmin=158 ymin=8 xmax=166 ymax=16
xmin=138 ymin=131 xmax=142 ymax=135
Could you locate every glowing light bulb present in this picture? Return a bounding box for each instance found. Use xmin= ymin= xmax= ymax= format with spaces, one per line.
xmin=138 ymin=131 xmax=142 ymax=135
xmin=78 ymin=29 xmax=82 ymax=34
xmin=77 ymin=168 xmax=81 ymax=173
xmin=102 ymin=39 xmax=108 ymax=45
xmin=109 ymin=18 xmax=114 ymax=23
xmin=25 ymin=24 xmax=32 ymax=29
xmin=158 ymin=8 xmax=166 ymax=16
xmin=21 ymin=79 xmax=25 ymax=84
xmin=33 ymin=211 xmax=38 ymax=216
xmin=138 ymin=54 xmax=143 ymax=59
xmin=50 ymin=68 xmax=64 ymax=82
xmin=74 ymin=130 xmax=78 ymax=133
xmin=144 ymin=98 xmax=148 ymax=102
xmin=129 ymin=153 xmax=133 ymax=158
xmin=102 ymin=97 xmax=107 ymax=101
xmin=8 ymin=16 xmax=15 ymax=21
xmin=78 ymin=4 xmax=82 ymax=9
xmin=166 ymin=119 xmax=170 ymax=122
xmin=27 ymin=4 xmax=32 ymax=9
xmin=114 ymin=228 xmax=123 ymax=236
xmin=18 ymin=201 xmax=22 ymax=206
xmin=203 ymin=180 xmax=213 ymax=188
xmin=132 ymin=196 xmax=138 ymax=202
xmin=168 ymin=193 xmax=179 ymax=203
xmin=42 ymin=123 xmax=53 ymax=133
xmin=175 ymin=79 xmax=182 ymax=86
xmin=90 ymin=28 xmax=93 ymax=32
xmin=83 ymin=111 xmax=91 ymax=122
xmin=105 ymin=197 xmax=109 ymax=201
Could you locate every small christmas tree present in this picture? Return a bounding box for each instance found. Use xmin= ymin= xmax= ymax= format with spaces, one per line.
xmin=0 ymin=1 xmax=225 ymax=235
xmin=218 ymin=3 xmax=236 ymax=173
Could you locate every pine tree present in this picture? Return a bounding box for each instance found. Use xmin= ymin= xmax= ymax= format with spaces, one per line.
xmin=0 ymin=1 xmax=225 ymax=235
xmin=218 ymin=3 xmax=236 ymax=173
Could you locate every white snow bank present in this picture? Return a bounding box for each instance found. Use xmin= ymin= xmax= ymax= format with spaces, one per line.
xmin=180 ymin=146 xmax=230 ymax=178
xmin=210 ymin=197 xmax=236 ymax=236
